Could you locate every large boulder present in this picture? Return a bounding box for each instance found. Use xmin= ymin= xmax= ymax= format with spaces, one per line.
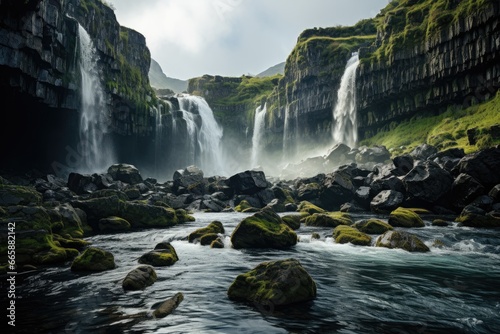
xmin=355 ymin=146 xmax=391 ymax=164
xmin=392 ymin=154 xmax=414 ymax=176
xmin=402 ymin=161 xmax=453 ymax=203
xmin=229 ymin=170 xmax=268 ymax=195
xmin=98 ymin=216 xmax=131 ymax=233
xmin=333 ymin=225 xmax=371 ymax=246
xmin=188 ymin=221 xmax=224 ymax=243
xmin=325 ymin=143 xmax=352 ymax=165
xmin=231 ymin=209 xmax=297 ymax=249
xmin=297 ymin=183 xmax=321 ymax=201
xmin=107 ymin=164 xmax=143 ymax=185
xmin=153 ymin=293 xmax=184 ymax=318
xmin=456 ymin=212 xmax=500 ymax=228
xmin=410 ymin=144 xmax=438 ymax=161
xmin=297 ymin=201 xmax=326 ymax=214
xmin=138 ymin=242 xmax=179 ymax=267
xmin=448 ymin=174 xmax=485 ymax=211
xmin=0 ymin=184 xmax=42 ymax=206
xmin=388 ymin=207 xmax=425 ymax=228
xmin=67 ymin=173 xmax=98 ymax=195
xmin=353 ymin=219 xmax=393 ymax=234
xmin=227 ymin=258 xmax=316 ymax=307
xmin=173 ymin=165 xmax=205 ymax=195
xmin=122 ymin=265 xmax=157 ymax=291
xmin=376 ymin=231 xmax=430 ymax=252
xmin=319 ymin=171 xmax=355 ymax=210
xmin=453 ymin=147 xmax=500 ymax=188
xmin=302 ymin=212 xmax=352 ymax=227
xmin=71 ymin=247 xmax=116 ymax=272
xmin=370 ymin=190 xmax=404 ymax=213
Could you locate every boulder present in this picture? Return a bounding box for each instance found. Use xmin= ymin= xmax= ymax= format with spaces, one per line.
xmin=410 ymin=144 xmax=438 ymax=160
xmin=355 ymin=146 xmax=391 ymax=164
xmin=297 ymin=183 xmax=321 ymax=201
xmin=153 ymin=293 xmax=184 ymax=319
xmin=231 ymin=209 xmax=297 ymax=249
xmin=392 ymin=154 xmax=414 ymax=176
xmin=354 ymin=186 xmax=371 ymax=208
xmin=227 ymin=258 xmax=316 ymax=307
xmin=122 ymin=265 xmax=157 ymax=291
xmin=54 ymin=203 xmax=90 ymax=237
xmin=403 ymin=161 xmax=453 ymax=203
xmin=325 ymin=143 xmax=351 ymax=165
xmin=453 ymin=147 xmax=500 ymax=187
xmin=200 ymin=233 xmax=219 ymax=246
xmin=319 ymin=172 xmax=355 ymax=210
xmin=302 ymin=212 xmax=353 ymax=227
xmin=489 ymin=184 xmax=500 ymax=201
xmin=71 ymin=247 xmax=116 ymax=272
xmin=432 ymin=219 xmax=450 ymax=227
xmin=388 ymin=207 xmax=425 ymax=228
xmin=353 ymin=219 xmax=393 ymax=234
xmin=0 ymin=184 xmax=42 ymax=206
xmin=107 ymin=164 xmax=143 ymax=185
xmin=265 ymin=198 xmax=287 ymax=213
xmin=370 ymin=176 xmax=406 ymax=196
xmin=67 ymin=173 xmax=98 ymax=194
xmin=234 ymin=199 xmax=259 ymax=213
xmin=210 ymin=237 xmax=225 ymax=249
xmin=281 ymin=215 xmax=302 ymax=230
xmin=98 ymin=216 xmax=131 ymax=233
xmin=297 ymin=201 xmax=326 ymax=214
xmin=448 ymin=174 xmax=485 ymax=210
xmin=370 ymin=190 xmax=404 ymax=213
xmin=138 ymin=242 xmax=179 ymax=266
xmin=339 ymin=202 xmax=366 ymax=213
xmin=173 ymin=166 xmax=205 ymax=195
xmin=229 ymin=170 xmax=268 ymax=195
xmin=333 ymin=225 xmax=371 ymax=246
xmin=456 ymin=212 xmax=500 ymax=228
xmin=376 ymin=230 xmax=430 ymax=252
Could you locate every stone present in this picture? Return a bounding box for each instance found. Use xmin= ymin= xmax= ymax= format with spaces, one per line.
xmin=339 ymin=202 xmax=366 ymax=213
xmin=403 ymin=161 xmax=454 ymax=203
xmin=319 ymin=171 xmax=355 ymax=210
xmin=71 ymin=247 xmax=116 ymax=272
xmin=489 ymin=184 xmax=500 ymax=201
xmin=325 ymin=143 xmax=351 ymax=165
xmin=173 ymin=166 xmax=205 ymax=195
xmin=98 ymin=216 xmax=131 ymax=233
xmin=227 ymin=258 xmax=316 ymax=307
xmin=354 ymin=186 xmax=371 ymax=208
xmin=139 ymin=243 xmax=179 ymax=266
xmin=107 ymin=164 xmax=143 ymax=185
xmin=302 ymin=212 xmax=353 ymax=227
xmin=370 ymin=190 xmax=404 ymax=213
xmin=297 ymin=183 xmax=321 ymax=201
xmin=234 ymin=200 xmax=259 ymax=213
xmin=392 ymin=154 xmax=414 ymax=176
xmin=432 ymin=219 xmax=449 ymax=227
xmin=448 ymin=173 xmax=485 ymax=210
xmin=231 ymin=209 xmax=297 ymax=249
xmin=265 ymin=198 xmax=287 ymax=213
xmin=388 ymin=207 xmax=425 ymax=228
xmin=229 ymin=170 xmax=268 ymax=195
xmin=210 ymin=237 xmax=225 ymax=248
xmin=353 ymin=219 xmax=393 ymax=234
xmin=454 ymin=147 xmax=500 ymax=187
xmin=153 ymin=293 xmax=184 ymax=319
xmin=376 ymin=231 xmax=430 ymax=252
xmin=122 ymin=265 xmax=157 ymax=291
xmin=281 ymin=215 xmax=302 ymax=230
xmin=355 ymin=146 xmax=391 ymax=164
xmin=456 ymin=213 xmax=500 ymax=228
xmin=0 ymin=184 xmax=42 ymax=206
xmin=297 ymin=201 xmax=326 ymax=214
xmin=333 ymin=225 xmax=371 ymax=246
xmin=410 ymin=144 xmax=438 ymax=161
xmin=67 ymin=173 xmax=97 ymax=195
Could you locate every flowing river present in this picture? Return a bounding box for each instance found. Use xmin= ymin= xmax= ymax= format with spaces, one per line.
xmin=15 ymin=212 xmax=500 ymax=333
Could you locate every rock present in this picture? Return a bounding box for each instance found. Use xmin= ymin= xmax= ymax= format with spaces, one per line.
xmin=210 ymin=237 xmax=225 ymax=248
xmin=234 ymin=200 xmax=259 ymax=213
xmin=98 ymin=216 xmax=131 ymax=233
xmin=297 ymin=201 xmax=326 ymax=214
xmin=456 ymin=213 xmax=500 ymax=228
xmin=227 ymin=258 xmax=316 ymax=307
xmin=410 ymin=144 xmax=438 ymax=161
xmin=376 ymin=231 xmax=430 ymax=252
xmin=90 ymin=189 xmax=128 ymax=201
xmin=153 ymin=293 xmax=184 ymax=319
xmin=325 ymin=143 xmax=352 ymax=165
xmin=489 ymin=184 xmax=500 ymax=201
xmin=257 ymin=188 xmax=276 ymax=206
xmin=339 ymin=202 xmax=366 ymax=213
xmin=231 ymin=209 xmax=297 ymax=249
xmin=122 ymin=265 xmax=157 ymax=291
xmin=54 ymin=203 xmax=90 ymax=238
xmin=448 ymin=173 xmax=485 ymax=210
xmin=139 ymin=243 xmax=179 ymax=266
xmin=370 ymin=190 xmax=404 ymax=213
xmin=200 ymin=198 xmax=226 ymax=212
xmin=200 ymin=233 xmax=220 ymax=246
xmin=173 ymin=166 xmax=205 ymax=195
xmin=355 ymin=146 xmax=391 ymax=164
xmin=388 ymin=207 xmax=425 ymax=228
xmin=333 ymin=225 xmax=371 ymax=246
xmin=67 ymin=173 xmax=98 ymax=195
xmin=281 ymin=215 xmax=302 ymax=230
xmin=453 ymin=147 xmax=500 ymax=187
xmin=470 ymin=195 xmax=494 ymax=211
xmin=353 ymin=219 xmax=393 ymax=234
xmin=125 ymin=187 xmax=141 ymax=200
xmin=265 ymin=198 xmax=287 ymax=213
xmin=285 ymin=203 xmax=298 ymax=212
xmin=0 ymin=184 xmax=42 ymax=206
xmin=392 ymin=154 xmax=414 ymax=176
xmin=297 ymin=183 xmax=321 ymax=201
xmin=403 ymin=161 xmax=453 ymax=203
xmin=370 ymin=175 xmax=406 ymax=196
xmin=319 ymin=171 xmax=355 ymax=210
xmin=229 ymin=170 xmax=268 ymax=195
xmin=432 ymin=219 xmax=449 ymax=227
xmin=107 ymin=164 xmax=143 ymax=185
xmin=354 ymin=186 xmax=371 ymax=208
xmin=71 ymin=247 xmax=116 ymax=272
xmin=311 ymin=232 xmax=321 ymax=240
xmin=302 ymin=212 xmax=353 ymax=227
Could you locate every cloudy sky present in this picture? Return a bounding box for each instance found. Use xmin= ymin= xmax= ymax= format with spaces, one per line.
xmin=107 ymin=0 xmax=388 ymax=80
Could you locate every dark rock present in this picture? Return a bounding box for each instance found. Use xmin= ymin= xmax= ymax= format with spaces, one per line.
xmin=98 ymin=216 xmax=131 ymax=233
xmin=432 ymin=219 xmax=449 ymax=227
xmin=392 ymin=154 xmax=414 ymax=176
xmin=353 ymin=219 xmax=393 ymax=234
xmin=319 ymin=171 xmax=355 ymax=210
xmin=333 ymin=225 xmax=371 ymax=245
xmin=122 ymin=265 xmax=157 ymax=291
xmin=281 ymin=215 xmax=302 ymax=230
xmin=410 ymin=144 xmax=438 ymax=161
xmin=376 ymin=231 xmax=430 ymax=252
xmin=388 ymin=207 xmax=425 ymax=228
xmin=257 ymin=188 xmax=276 ymax=206
xmin=489 ymin=184 xmax=500 ymax=201
xmin=229 ymin=170 xmax=268 ymax=195
xmin=0 ymin=184 xmax=42 ymax=206
xmin=211 ymin=191 xmax=229 ymax=201
xmin=297 ymin=201 xmax=326 ymax=214
xmin=429 ymin=148 xmax=465 ymax=161
xmin=284 ymin=203 xmax=298 ymax=212
xmin=90 ymin=189 xmax=128 ymax=201
xmin=325 ymin=143 xmax=351 ymax=165
xmin=67 ymin=173 xmax=97 ymax=195
xmin=173 ymin=165 xmax=206 ymax=195
xmin=370 ymin=175 xmax=406 ymax=196
xmin=71 ymin=247 xmax=116 ymax=272
xmin=403 ymin=161 xmax=453 ymax=203
xmin=188 ymin=221 xmax=224 ymax=243
xmin=153 ymin=293 xmax=184 ymax=318
xmin=107 ymin=164 xmax=143 ymax=185
xmin=448 ymin=174 xmax=485 ymax=210
xmin=210 ymin=237 xmax=225 ymax=248
xmin=139 ymin=243 xmax=179 ymax=266
xmin=227 ymin=258 xmax=316 ymax=307
xmin=453 ymin=148 xmax=500 ymax=187
xmin=302 ymin=212 xmax=352 ymax=227
xmin=470 ymin=195 xmax=494 ymax=211
xmin=355 ymin=146 xmax=391 ymax=164
xmin=297 ymin=183 xmax=321 ymax=201
xmin=125 ymin=187 xmax=141 ymax=200
xmin=354 ymin=186 xmax=371 ymax=207
xmin=456 ymin=212 xmax=500 ymax=228
xmin=265 ymin=199 xmax=286 ymax=213
xmin=370 ymin=190 xmax=404 ymax=213
xmin=339 ymin=202 xmax=366 ymax=213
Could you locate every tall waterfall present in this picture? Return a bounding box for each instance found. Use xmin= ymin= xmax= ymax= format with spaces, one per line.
xmin=251 ymin=103 xmax=267 ymax=167
xmin=77 ymin=24 xmax=115 ymax=172
xmin=332 ymin=52 xmax=360 ymax=148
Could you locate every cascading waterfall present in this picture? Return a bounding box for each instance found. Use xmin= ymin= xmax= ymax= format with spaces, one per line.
xmin=332 ymin=52 xmax=360 ymax=148
xmin=77 ymin=24 xmax=115 ymax=172
xmin=282 ymin=105 xmax=298 ymax=159
xmin=251 ymin=103 xmax=267 ymax=167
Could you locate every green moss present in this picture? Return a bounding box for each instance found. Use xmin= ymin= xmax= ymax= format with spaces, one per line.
xmin=71 ymin=247 xmax=115 ymax=272
xmin=353 ymin=219 xmax=393 ymax=234
xmin=389 ymin=207 xmax=425 ymax=228
xmin=139 ymin=250 xmax=178 ymax=266
xmin=297 ymin=201 xmax=326 ymax=214
xmin=235 ymin=200 xmax=254 ymax=213
xmin=376 ymin=230 xmax=430 ymax=252
xmin=188 ymin=221 xmax=224 ymax=243
xmin=333 ymin=225 xmax=372 ymax=246
xmin=0 ymin=185 xmax=42 ymax=206
xmin=200 ymin=233 xmax=219 ymax=246
xmin=456 ymin=213 xmax=500 ymax=228
xmin=302 ymin=212 xmax=353 ymax=227
xmin=281 ymin=215 xmax=302 ymax=230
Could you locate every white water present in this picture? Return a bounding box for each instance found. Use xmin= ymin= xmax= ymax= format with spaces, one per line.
xmin=251 ymin=103 xmax=267 ymax=167
xmin=77 ymin=24 xmax=115 ymax=172
xmin=332 ymin=53 xmax=360 ymax=148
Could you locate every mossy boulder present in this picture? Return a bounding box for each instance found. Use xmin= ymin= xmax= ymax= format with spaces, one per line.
xmin=281 ymin=214 xmax=302 ymax=230
xmin=122 ymin=265 xmax=157 ymax=291
xmin=139 ymin=242 xmax=178 ymax=266
xmin=333 ymin=225 xmax=372 ymax=246
xmin=388 ymin=207 xmax=425 ymax=228
xmin=297 ymin=201 xmax=326 ymax=214
xmin=210 ymin=237 xmax=225 ymax=248
xmin=0 ymin=184 xmax=42 ymax=206
xmin=153 ymin=292 xmax=184 ymax=319
xmin=107 ymin=163 xmax=143 ymax=185
xmin=376 ymin=231 xmax=430 ymax=252
xmin=98 ymin=216 xmax=131 ymax=233
xmin=188 ymin=221 xmax=224 ymax=243
xmin=432 ymin=219 xmax=450 ymax=227
xmin=54 ymin=203 xmax=91 ymax=238
xmin=200 ymin=233 xmax=219 ymax=246
xmin=302 ymin=212 xmax=353 ymax=227
xmin=353 ymin=219 xmax=393 ymax=234
xmin=456 ymin=213 xmax=500 ymax=228
xmin=231 ymin=209 xmax=297 ymax=249
xmin=71 ymin=247 xmax=116 ymax=272
xmin=227 ymin=258 xmax=316 ymax=307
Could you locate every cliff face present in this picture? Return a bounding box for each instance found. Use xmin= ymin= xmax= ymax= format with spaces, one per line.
xmin=357 ymin=0 xmax=500 ymax=139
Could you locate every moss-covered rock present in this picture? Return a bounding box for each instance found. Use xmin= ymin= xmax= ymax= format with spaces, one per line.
xmin=138 ymin=242 xmax=178 ymax=266
xmin=210 ymin=237 xmax=225 ymax=249
xmin=231 ymin=209 xmax=297 ymax=249
xmin=456 ymin=213 xmax=500 ymax=228
xmin=302 ymin=212 xmax=353 ymax=227
xmin=71 ymin=247 xmax=116 ymax=272
xmin=333 ymin=225 xmax=372 ymax=246
xmin=353 ymin=219 xmax=393 ymax=234
xmin=432 ymin=219 xmax=450 ymax=227
xmin=235 ymin=200 xmax=259 ymax=213
xmin=153 ymin=292 xmax=184 ymax=319
xmin=0 ymin=184 xmax=42 ymax=206
xmin=388 ymin=207 xmax=425 ymax=228
xmin=122 ymin=265 xmax=157 ymax=291
xmin=188 ymin=221 xmax=224 ymax=243
xmin=199 ymin=233 xmax=219 ymax=246
xmin=281 ymin=214 xmax=302 ymax=230
xmin=98 ymin=216 xmax=131 ymax=233
xmin=107 ymin=163 xmax=143 ymax=185
xmin=54 ymin=203 xmax=91 ymax=238
xmin=376 ymin=231 xmax=430 ymax=252
xmin=227 ymin=258 xmax=316 ymax=307
xmin=297 ymin=201 xmax=326 ymax=214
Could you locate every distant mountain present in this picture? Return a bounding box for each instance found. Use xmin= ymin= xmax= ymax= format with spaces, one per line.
xmin=256 ymin=62 xmax=285 ymax=77
xmin=149 ymin=59 xmax=188 ymax=93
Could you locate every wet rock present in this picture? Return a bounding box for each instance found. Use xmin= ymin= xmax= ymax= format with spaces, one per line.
xmin=210 ymin=237 xmax=225 ymax=248
xmin=71 ymin=247 xmax=116 ymax=272
xmin=403 ymin=161 xmax=453 ymax=203
xmin=353 ymin=219 xmax=393 ymax=234
xmin=67 ymin=173 xmax=97 ymax=195
xmin=281 ymin=214 xmax=302 ymax=230
xmin=188 ymin=221 xmax=224 ymax=245
xmin=122 ymin=265 xmax=157 ymax=291
xmin=173 ymin=165 xmax=205 ymax=195
xmin=370 ymin=190 xmax=404 ymax=213
xmin=125 ymin=187 xmax=141 ymax=200
xmin=354 ymin=186 xmax=371 ymax=208
xmin=302 ymin=212 xmax=353 ymax=227
xmin=370 ymin=175 xmax=406 ymax=197
xmin=319 ymin=171 xmax=355 ymax=210
xmin=376 ymin=230 xmax=430 ymax=252
xmin=388 ymin=207 xmax=425 ymax=228
xmin=333 ymin=225 xmax=371 ymax=246
xmin=235 ymin=199 xmax=259 ymax=213
xmin=265 ymin=198 xmax=287 ymax=213
xmin=355 ymin=146 xmax=391 ymax=164
xmin=489 ymin=184 xmax=500 ymax=201
xmin=456 ymin=212 xmax=500 ymax=228
xmin=410 ymin=144 xmax=438 ymax=161
xmin=229 ymin=170 xmax=268 ymax=195
xmin=448 ymin=173 xmax=485 ymax=210
xmin=297 ymin=183 xmax=321 ymax=201
xmin=453 ymin=147 xmax=500 ymax=187
xmin=227 ymin=258 xmax=316 ymax=307
xmin=139 ymin=242 xmax=179 ymax=266
xmin=0 ymin=184 xmax=42 ymax=206
xmin=153 ymin=293 xmax=184 ymax=319
xmin=297 ymin=201 xmax=326 ymax=214
xmin=98 ymin=216 xmax=131 ymax=233
xmin=284 ymin=202 xmax=298 ymax=212
xmin=339 ymin=201 xmax=366 ymax=213
xmin=432 ymin=219 xmax=449 ymax=227
xmin=392 ymin=154 xmax=414 ymax=176
xmin=107 ymin=164 xmax=143 ymax=185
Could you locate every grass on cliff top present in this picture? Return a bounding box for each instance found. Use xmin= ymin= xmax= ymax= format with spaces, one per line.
xmin=361 ymin=92 xmax=500 ymax=155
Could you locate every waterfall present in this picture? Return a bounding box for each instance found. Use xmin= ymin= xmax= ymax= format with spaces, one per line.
xmin=282 ymin=105 xmax=298 ymax=159
xmin=251 ymin=103 xmax=267 ymax=167
xmin=77 ymin=24 xmax=115 ymax=172
xmin=332 ymin=52 xmax=360 ymax=148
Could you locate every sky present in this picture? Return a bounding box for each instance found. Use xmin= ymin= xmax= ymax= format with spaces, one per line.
xmin=107 ymin=0 xmax=389 ymax=80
